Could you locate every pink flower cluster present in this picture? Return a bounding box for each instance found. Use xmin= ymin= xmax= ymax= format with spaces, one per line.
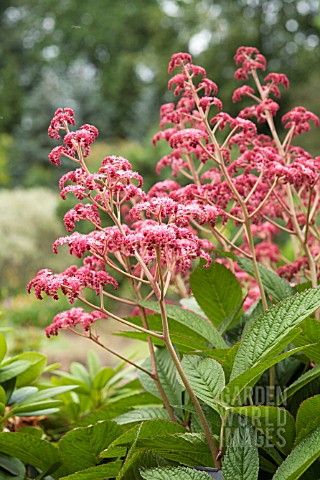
xmin=28 ymin=46 xmax=319 ymax=337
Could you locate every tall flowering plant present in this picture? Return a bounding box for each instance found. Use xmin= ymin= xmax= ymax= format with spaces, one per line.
xmin=27 ymin=47 xmax=320 ymax=479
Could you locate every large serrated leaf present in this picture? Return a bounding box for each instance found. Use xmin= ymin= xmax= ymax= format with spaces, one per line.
xmin=137 ymin=432 xmax=213 ymax=466
xmin=178 ymin=356 xmax=225 ymax=410
xmin=230 ymin=286 xmax=320 ymax=380
xmin=221 ymin=346 xmax=307 ymax=406
xmin=230 ymin=406 xmax=295 ymax=455
xmin=58 ymin=420 xmax=123 ymax=475
xmin=272 ymin=426 xmax=320 ymax=480
xmin=101 ymin=419 xmax=185 ymax=459
xmin=236 ymin=257 xmax=293 ymax=302
xmin=140 ymin=466 xmax=213 ymax=479
xmin=138 ymin=301 xmax=226 ymax=349
xmin=292 ymin=317 xmax=320 ymax=363
xmin=190 ymin=262 xmax=243 ymax=327
xmin=59 ymin=461 xmax=122 ymax=480
xmin=138 ymin=348 xmax=184 ymax=406
xmin=0 ymin=432 xmax=63 ymax=478
xmin=118 ymin=313 xmax=212 ymax=352
xmin=115 ymin=407 xmax=170 ymax=424
xmin=223 ymin=425 xmax=259 ymax=480
xmin=295 ymin=395 xmax=320 ymax=445
xmin=118 ymin=449 xmax=172 ymax=480
xmin=276 ymin=364 xmax=320 ymax=405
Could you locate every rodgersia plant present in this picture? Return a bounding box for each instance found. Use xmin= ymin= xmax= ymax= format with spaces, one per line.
xmin=22 ymin=47 xmax=320 ymax=479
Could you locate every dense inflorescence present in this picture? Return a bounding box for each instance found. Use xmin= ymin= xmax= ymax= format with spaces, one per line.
xmin=28 ymin=46 xmax=319 ymax=336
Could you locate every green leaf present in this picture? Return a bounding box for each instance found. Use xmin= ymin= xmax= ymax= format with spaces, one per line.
xmin=277 ymin=364 xmax=320 ymax=405
xmin=136 ymin=432 xmax=213 ymax=466
xmin=87 ymin=351 xmax=101 ymax=377
xmin=178 ymin=356 xmax=225 ymax=410
xmin=230 ymin=406 xmax=295 ymax=455
xmin=140 ymin=466 xmax=213 ymax=479
xmin=92 ymin=367 xmax=115 ymax=389
xmin=272 ymin=427 xmax=320 ymax=480
xmin=222 ymin=425 xmax=259 ymax=480
xmin=8 ymin=386 xmax=38 ymax=405
xmin=101 ymin=419 xmax=185 ymax=458
xmin=0 ymin=360 xmax=31 ymax=383
xmin=115 ymin=407 xmax=170 ymax=424
xmin=0 ymin=453 xmax=25 ymax=477
xmin=230 ymin=286 xmax=320 ymax=380
xmin=58 ymin=420 xmax=123 ymax=475
xmin=18 ymin=385 xmax=78 ymax=404
xmin=295 ymin=395 xmax=320 ymax=445
xmin=59 ymin=461 xmax=122 ymax=480
xmin=0 ymin=334 xmax=7 ymax=364
xmin=138 ymin=301 xmax=226 ymax=349
xmin=11 ymin=400 xmax=62 ymax=415
xmin=0 ymin=432 xmax=63 ymax=477
xmin=4 ymin=353 xmax=47 ymax=387
xmin=118 ymin=449 xmax=172 ymax=480
xmin=236 ymin=257 xmax=293 ymax=302
xmin=138 ymin=348 xmax=184 ymax=406
xmin=221 ymin=346 xmax=307 ymax=406
xmin=190 ymin=261 xmax=243 ymax=327
xmin=70 ymin=362 xmax=91 ymax=386
xmin=293 ymin=317 xmax=320 ymax=363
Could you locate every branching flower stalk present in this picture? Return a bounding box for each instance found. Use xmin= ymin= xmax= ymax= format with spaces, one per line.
xmin=27 ymin=46 xmax=319 ymax=465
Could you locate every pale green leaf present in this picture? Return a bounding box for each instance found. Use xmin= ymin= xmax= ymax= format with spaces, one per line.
xmin=190 ymin=262 xmax=243 ymax=327
xmin=0 ymin=334 xmax=7 ymax=364
xmin=223 ymin=425 xmax=259 ymax=480
xmin=272 ymin=426 xmax=320 ymax=480
xmin=295 ymin=395 xmax=320 ymax=445
xmin=178 ymin=356 xmax=225 ymax=410
xmin=230 ymin=286 xmax=320 ymax=380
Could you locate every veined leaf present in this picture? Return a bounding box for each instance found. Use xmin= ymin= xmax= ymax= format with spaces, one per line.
xmin=223 ymin=425 xmax=259 ymax=480
xmin=138 ymin=348 xmax=184 ymax=406
xmin=0 ymin=432 xmax=63 ymax=478
xmin=115 ymin=407 xmax=170 ymax=424
xmin=292 ymin=317 xmax=320 ymax=363
xmin=276 ymin=364 xmax=320 ymax=405
xmin=140 ymin=466 xmax=213 ymax=479
xmin=221 ymin=346 xmax=307 ymax=406
xmin=59 ymin=461 xmax=122 ymax=480
xmin=137 ymin=432 xmax=214 ymax=466
xmin=230 ymin=286 xmax=320 ymax=380
xmin=178 ymin=356 xmax=225 ymax=410
xmin=230 ymin=405 xmax=295 ymax=455
xmin=58 ymin=420 xmax=123 ymax=475
xmin=118 ymin=449 xmax=173 ymax=480
xmin=138 ymin=301 xmax=226 ymax=349
xmin=295 ymin=395 xmax=320 ymax=445
xmin=101 ymin=419 xmax=185 ymax=459
xmin=190 ymin=261 xmax=243 ymax=328
xmin=272 ymin=426 xmax=320 ymax=480
xmin=236 ymin=257 xmax=293 ymax=302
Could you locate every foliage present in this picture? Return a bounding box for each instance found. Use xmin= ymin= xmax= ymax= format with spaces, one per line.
xmin=4 ymin=45 xmax=320 ymax=480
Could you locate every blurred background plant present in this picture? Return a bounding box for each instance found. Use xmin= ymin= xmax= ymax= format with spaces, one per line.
xmin=0 ymin=0 xmax=319 ymax=364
